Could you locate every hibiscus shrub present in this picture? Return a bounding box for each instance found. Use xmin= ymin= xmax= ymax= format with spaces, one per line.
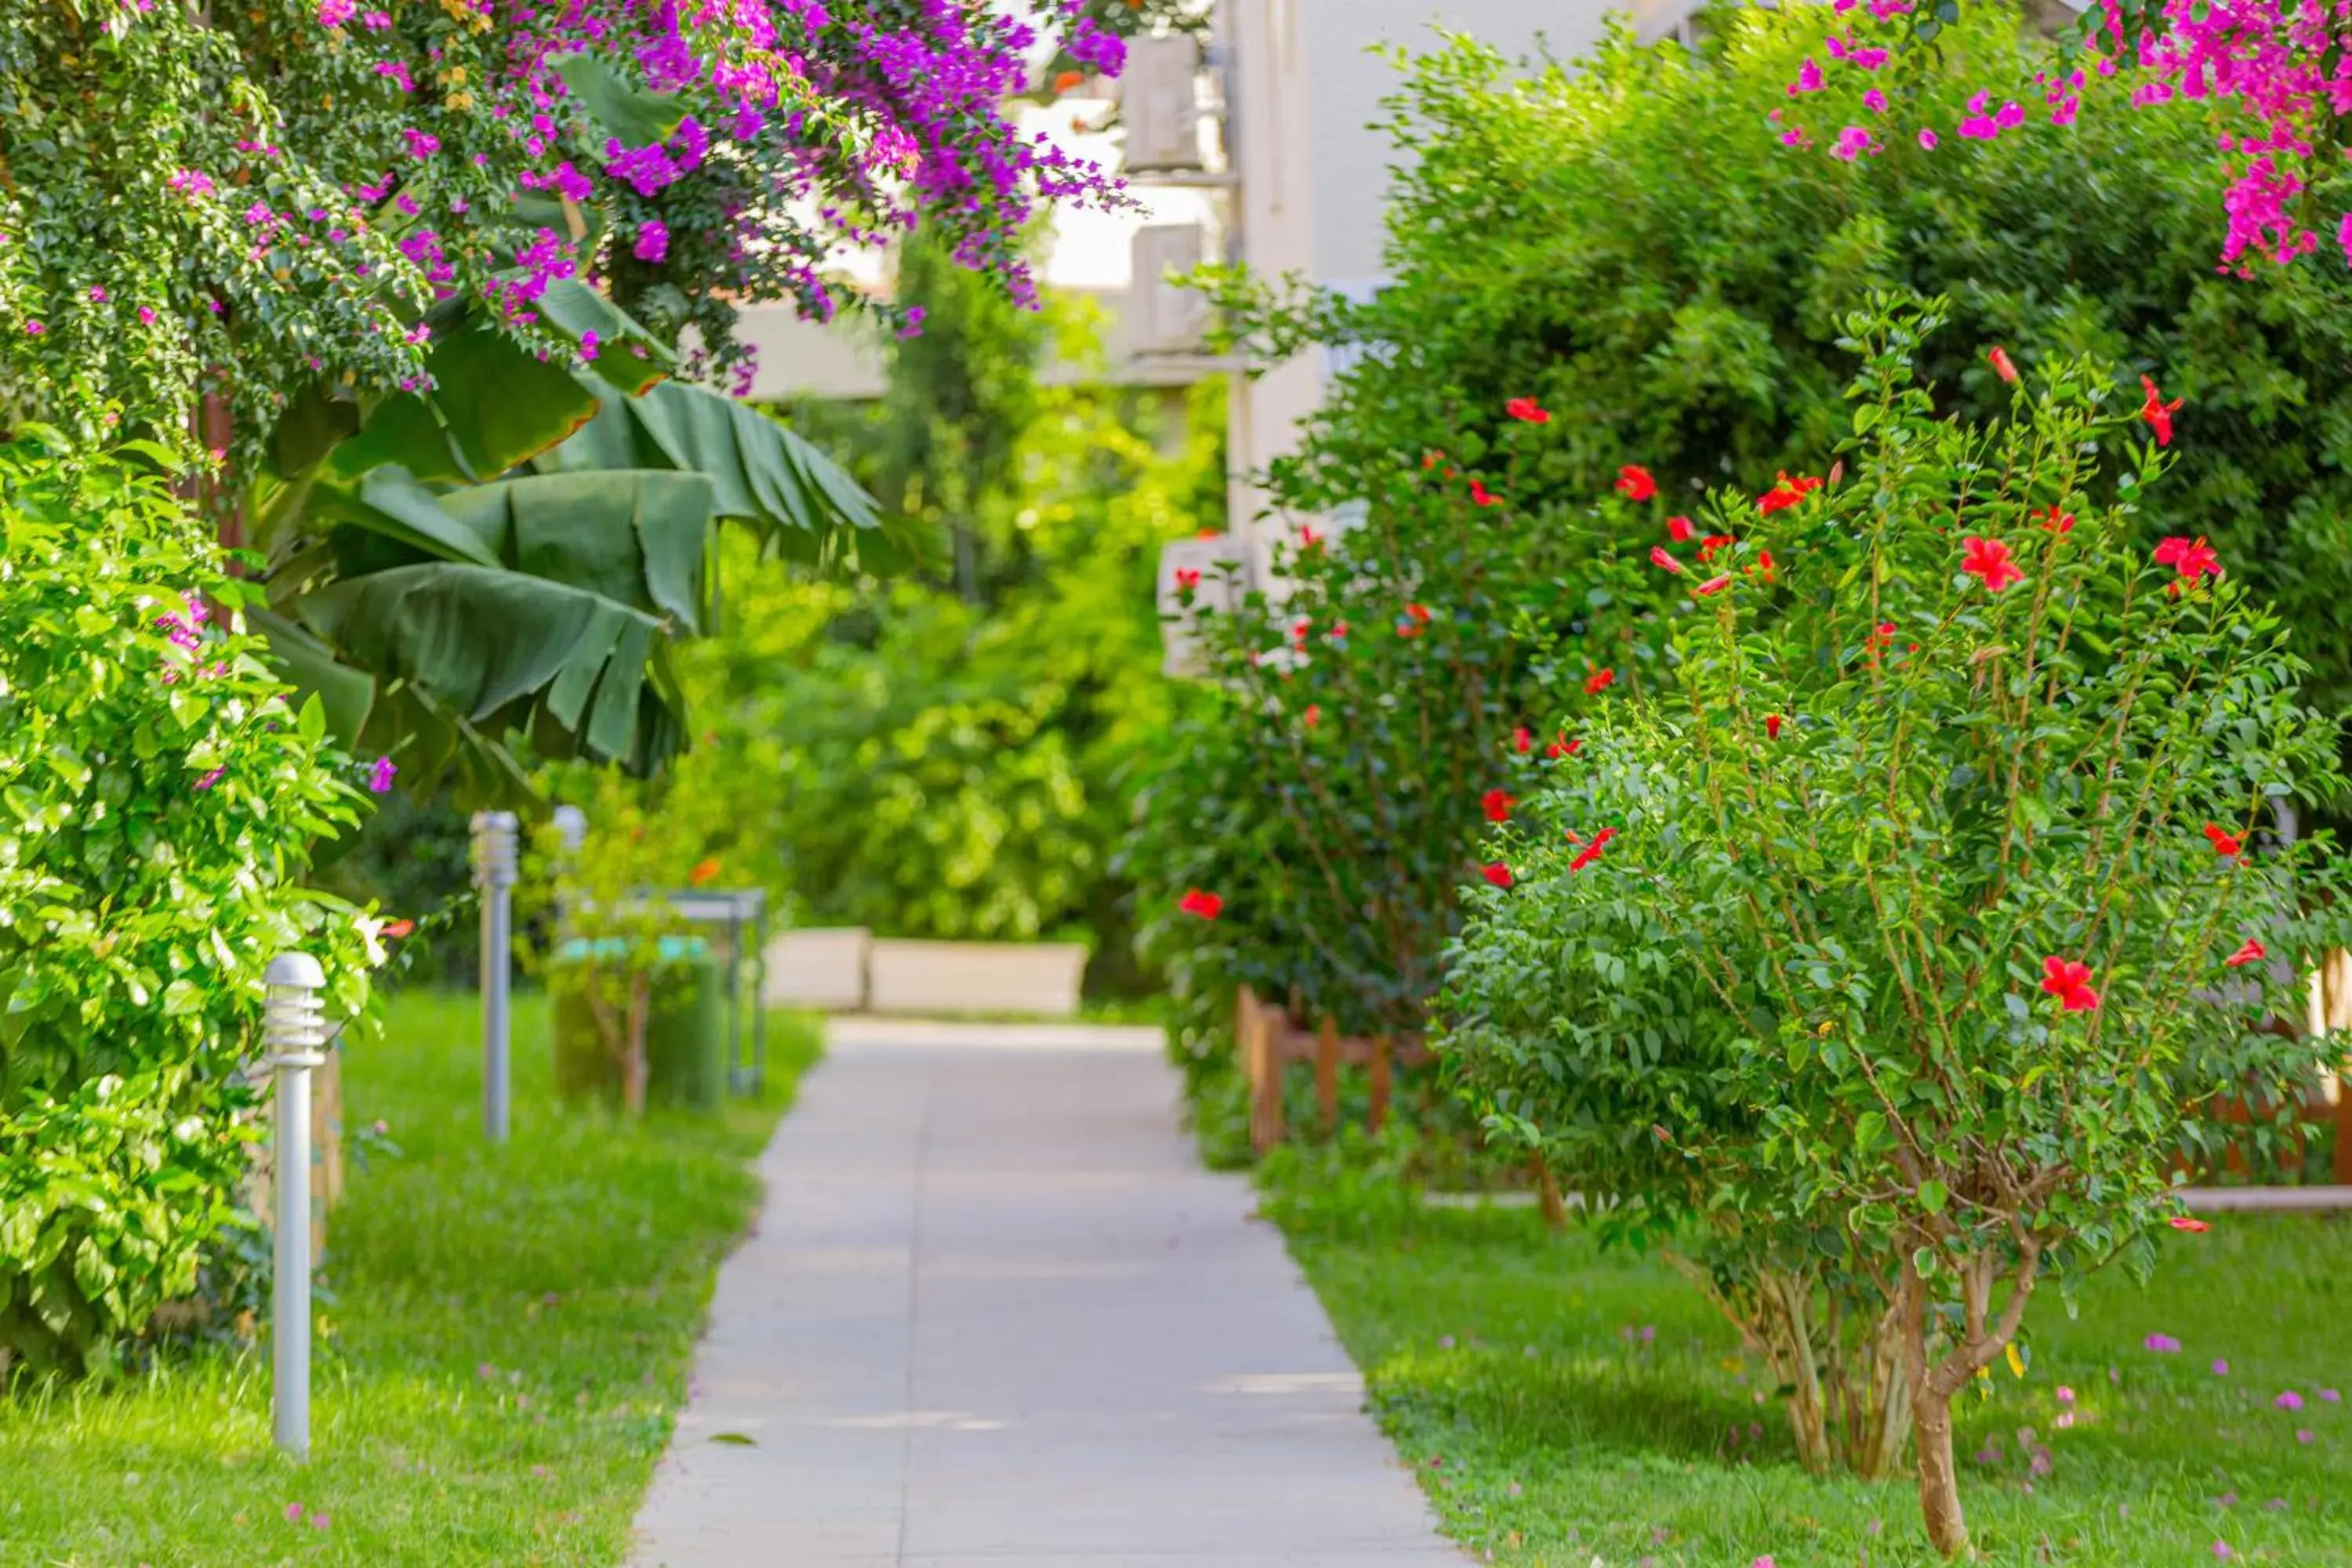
xmin=1438 ymin=299 xmax=2349 ymax=1556
xmin=0 ymin=441 xmax=379 ymax=1380
xmin=1127 ymin=404 xmax=1684 ymax=1127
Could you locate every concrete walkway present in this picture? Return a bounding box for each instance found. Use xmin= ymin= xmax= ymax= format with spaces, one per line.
xmin=630 ymin=1019 xmax=1462 ymax=1568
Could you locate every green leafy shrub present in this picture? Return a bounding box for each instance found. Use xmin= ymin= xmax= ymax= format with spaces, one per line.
xmin=0 ymin=439 xmax=378 ymax=1379
xmin=1127 ymin=401 xmax=1685 ymax=1058
xmin=1439 ymin=301 xmax=2349 ymax=1556
xmin=1206 ymin=7 xmax=2352 ymax=716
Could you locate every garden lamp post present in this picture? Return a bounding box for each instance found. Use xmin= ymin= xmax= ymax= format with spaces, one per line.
xmin=472 ymin=810 xmax=520 ymax=1143
xmin=265 ymin=952 xmax=328 ymax=1461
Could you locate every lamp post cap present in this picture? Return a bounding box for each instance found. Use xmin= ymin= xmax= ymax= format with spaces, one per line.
xmin=266 ymin=953 xmax=326 ymax=989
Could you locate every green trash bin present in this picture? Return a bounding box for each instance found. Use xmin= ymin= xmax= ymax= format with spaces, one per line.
xmin=549 ymin=935 xmax=728 ymax=1112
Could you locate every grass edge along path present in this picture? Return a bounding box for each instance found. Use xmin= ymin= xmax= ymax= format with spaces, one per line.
xmin=1265 ymin=1170 xmax=2352 ymax=1568
xmin=0 ymin=988 xmax=818 ymax=1568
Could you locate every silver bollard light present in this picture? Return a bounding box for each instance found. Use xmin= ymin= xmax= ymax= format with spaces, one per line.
xmin=264 ymin=952 xmax=328 ymax=1461
xmin=471 ymin=810 xmax=520 ymax=1143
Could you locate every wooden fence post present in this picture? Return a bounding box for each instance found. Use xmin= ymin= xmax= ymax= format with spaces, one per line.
xmin=1367 ymin=1034 xmax=1393 ymax=1134
xmin=1240 ymin=987 xmax=1284 ymax=1153
xmin=1315 ymin=1018 xmax=1340 ymax=1134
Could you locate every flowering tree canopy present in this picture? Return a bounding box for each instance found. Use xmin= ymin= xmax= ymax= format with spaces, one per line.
xmin=1780 ymin=0 xmax=2352 ymax=270
xmin=0 ymin=0 xmax=1128 ymax=451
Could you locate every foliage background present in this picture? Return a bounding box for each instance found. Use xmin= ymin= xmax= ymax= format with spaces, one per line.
xmin=678 ymin=276 xmax=1224 ymax=993
xmin=1205 ymin=6 xmax=2352 ymax=716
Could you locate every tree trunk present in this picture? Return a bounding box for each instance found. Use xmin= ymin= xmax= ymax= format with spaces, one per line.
xmin=1911 ymin=1385 xmax=1970 ymax=1556
xmin=620 ymin=972 xmax=652 ymax=1118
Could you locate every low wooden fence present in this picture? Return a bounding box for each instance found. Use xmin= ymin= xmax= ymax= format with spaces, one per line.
xmin=1233 ymin=985 xmax=1433 ymax=1152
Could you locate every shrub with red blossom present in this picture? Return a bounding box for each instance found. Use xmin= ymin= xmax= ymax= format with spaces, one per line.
xmin=1440 ymin=298 xmax=2350 ymax=1556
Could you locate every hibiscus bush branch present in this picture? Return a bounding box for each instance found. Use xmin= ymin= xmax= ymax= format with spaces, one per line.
xmin=1439 ymin=294 xmax=2352 ymax=1556
xmin=1128 ymin=405 xmax=1686 ymax=1060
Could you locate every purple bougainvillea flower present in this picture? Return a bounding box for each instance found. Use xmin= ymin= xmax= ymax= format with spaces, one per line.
xmin=2146 ymin=1333 xmax=2183 ymax=1353
xmin=367 ymin=755 xmax=397 ymax=793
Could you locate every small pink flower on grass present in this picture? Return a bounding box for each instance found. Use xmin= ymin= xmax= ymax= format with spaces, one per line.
xmin=2057 ymin=1385 xmax=2075 ymax=1404
xmin=2214 ymin=1543 xmax=2234 ymax=1561
xmin=2321 ymin=1388 xmax=2342 ymax=1403
xmin=285 ymin=1502 xmax=304 ymax=1523
xmin=310 ymin=1512 xmax=331 ymax=1530
xmin=2214 ymin=1359 xmax=2230 ymax=1375
xmin=2146 ymin=1333 xmax=2183 ymax=1352
xmin=2298 ymin=1428 xmax=2317 ymax=1443
xmin=1918 ymin=128 xmax=1939 ymax=150
xmin=2278 ymin=1390 xmax=2306 ymax=1411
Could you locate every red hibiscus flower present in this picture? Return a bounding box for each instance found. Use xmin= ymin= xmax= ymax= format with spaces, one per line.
xmin=2169 ymin=1215 xmax=2212 ymax=1232
xmin=689 ymin=857 xmax=723 ymax=887
xmin=1482 ymin=862 xmax=1515 ymax=889
xmin=2203 ymin=822 xmax=2245 ymax=858
xmin=1178 ymin=888 xmax=1223 ymax=920
xmin=1766 ymin=714 xmax=1784 ymax=739
xmin=1546 ymin=732 xmax=1582 ymax=760
xmin=382 ymin=918 xmax=416 ymax=939
xmin=1758 ymin=472 xmax=1823 ymax=514
xmin=1469 ymin=478 xmax=1502 ymax=507
xmin=1751 ymin=548 xmax=1777 ymax=583
xmin=1304 ymin=704 xmax=1320 ymax=730
xmin=1617 ymin=465 xmax=1657 ymax=502
xmin=1399 ymin=603 xmax=1432 ymax=637
xmin=1584 ymin=667 xmax=1616 ymax=695
xmin=2225 ymin=938 xmax=2267 ymax=968
xmin=1667 ymin=515 xmax=1697 ymax=543
xmin=2041 ymin=506 xmax=2075 ymax=535
xmin=1300 ymin=524 xmax=1323 ymax=550
xmin=2139 ymin=375 xmax=2183 ymax=447
xmin=1694 ymin=575 xmax=1733 ymax=597
xmin=1174 ymin=567 xmax=1201 ymax=593
xmin=1482 ymin=788 xmax=1516 ymax=824
xmin=1505 ymin=397 xmax=1551 ymax=424
xmin=1512 ymin=725 xmax=1534 ymax=754
xmin=1650 ymin=546 xmax=1686 ymax=575
xmin=2039 ymin=956 xmax=2100 ymax=1013
xmin=1698 ymin=533 xmax=1737 ymax=562
xmin=2154 ymin=535 xmax=2221 ymax=582
xmin=1988 ymin=345 xmax=2020 ymax=384
xmin=1054 ymin=69 xmax=1087 ymax=94
xmin=1290 ymin=617 xmax=1311 ymax=651
xmin=1569 ymin=825 xmax=1619 ymax=873
xmin=1961 ymin=535 xmax=2024 ymax=593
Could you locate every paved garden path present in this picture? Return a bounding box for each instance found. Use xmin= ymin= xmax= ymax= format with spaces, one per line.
xmin=629 ymin=1018 xmax=1464 ymax=1568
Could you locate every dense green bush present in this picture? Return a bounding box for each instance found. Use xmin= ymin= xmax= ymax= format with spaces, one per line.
xmin=1207 ymin=7 xmax=2352 ymax=713
xmin=1127 ymin=412 xmax=1684 ymax=1042
xmin=1439 ymin=301 xmax=2349 ymax=1555
xmin=0 ymin=440 xmax=379 ymax=1379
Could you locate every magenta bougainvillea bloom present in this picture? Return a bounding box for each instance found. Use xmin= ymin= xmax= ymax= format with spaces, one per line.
xmin=366 ymin=755 xmax=397 ymax=793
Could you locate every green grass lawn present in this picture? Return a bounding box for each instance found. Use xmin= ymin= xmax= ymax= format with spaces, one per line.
xmin=1280 ymin=1192 xmax=2352 ymax=1567
xmin=0 ymin=988 xmax=818 ymax=1568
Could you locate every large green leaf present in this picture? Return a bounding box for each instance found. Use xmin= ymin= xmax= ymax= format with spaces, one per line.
xmin=550 ymin=52 xmax=688 ymax=149
xmin=247 ymin=608 xmax=376 ymax=746
xmin=437 ymin=470 xmax=716 ymax=633
xmin=291 ymin=564 xmax=668 ymax=765
xmin=310 ymin=466 xmax=503 ymax=568
xmin=426 ymin=320 xmax=603 ymax=478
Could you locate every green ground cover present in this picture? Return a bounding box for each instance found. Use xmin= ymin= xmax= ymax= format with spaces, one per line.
xmin=0 ymin=989 xmax=816 ymax=1567
xmin=1277 ymin=1189 xmax=2352 ymax=1567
